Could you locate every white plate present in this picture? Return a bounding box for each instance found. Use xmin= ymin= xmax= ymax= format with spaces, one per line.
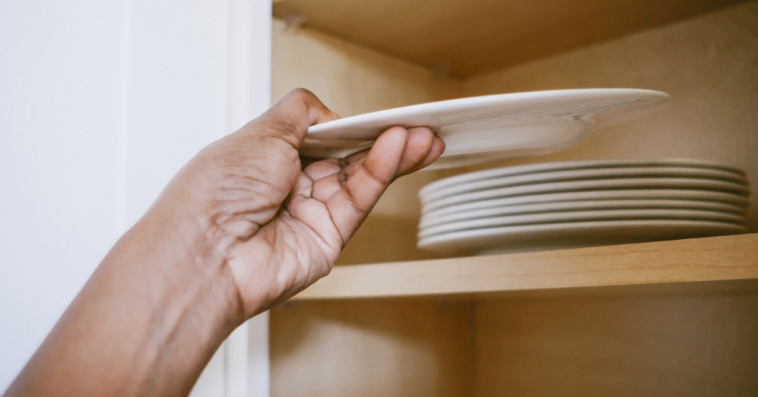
xmin=418 ymin=208 xmax=745 ymax=239
xmin=420 ymin=158 xmax=746 ymax=197
xmin=300 ymin=89 xmax=669 ymax=169
xmin=422 ymin=189 xmax=750 ymax=219
xmin=420 ymin=166 xmax=748 ymax=203
xmin=423 ymin=178 xmax=749 ymax=213
xmin=419 ymin=198 xmax=747 ymax=229
xmin=417 ymin=220 xmax=746 ymax=254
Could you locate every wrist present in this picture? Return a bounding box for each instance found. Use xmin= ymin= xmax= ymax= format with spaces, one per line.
xmin=106 ymin=209 xmax=245 ymax=394
xmin=135 ymin=200 xmax=247 ymax=326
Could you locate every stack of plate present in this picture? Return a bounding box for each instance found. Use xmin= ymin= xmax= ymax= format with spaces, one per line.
xmin=417 ymin=159 xmax=750 ymax=254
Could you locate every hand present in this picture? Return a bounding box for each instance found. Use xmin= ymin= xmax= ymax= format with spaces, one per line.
xmin=5 ymin=89 xmax=444 ymax=397
xmin=157 ymin=88 xmax=444 ymax=318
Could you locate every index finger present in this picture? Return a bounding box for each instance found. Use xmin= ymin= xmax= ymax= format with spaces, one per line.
xmin=324 ymin=126 xmax=410 ymax=245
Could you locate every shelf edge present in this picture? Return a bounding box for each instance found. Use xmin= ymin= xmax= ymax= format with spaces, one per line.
xmin=292 ymin=233 xmax=758 ymax=300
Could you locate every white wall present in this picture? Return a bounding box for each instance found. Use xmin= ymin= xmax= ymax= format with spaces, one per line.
xmin=0 ymin=0 xmax=270 ymax=394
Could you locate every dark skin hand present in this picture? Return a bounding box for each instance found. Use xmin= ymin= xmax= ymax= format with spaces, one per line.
xmin=4 ymin=88 xmax=444 ymax=397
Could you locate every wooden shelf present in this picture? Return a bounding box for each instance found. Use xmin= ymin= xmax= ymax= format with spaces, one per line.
xmin=293 ymin=233 xmax=758 ymax=300
xmin=273 ymin=0 xmax=748 ymax=77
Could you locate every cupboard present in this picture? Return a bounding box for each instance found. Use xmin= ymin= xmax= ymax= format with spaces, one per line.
xmin=269 ymin=1 xmax=758 ymax=395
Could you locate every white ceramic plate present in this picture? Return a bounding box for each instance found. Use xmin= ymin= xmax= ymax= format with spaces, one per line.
xmin=420 ymin=166 xmax=748 ymax=203
xmin=422 ymin=178 xmax=749 ymax=213
xmin=417 ymin=220 xmax=746 ymax=254
xmin=419 ymin=198 xmax=747 ymax=229
xmin=422 ymin=189 xmax=750 ymax=219
xmin=420 ymin=158 xmax=746 ymax=197
xmin=300 ymin=89 xmax=669 ymax=169
xmin=418 ymin=208 xmax=745 ymax=238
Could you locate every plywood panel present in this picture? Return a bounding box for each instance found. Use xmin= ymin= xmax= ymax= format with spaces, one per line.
xmin=270 ymin=299 xmax=475 ymax=397
xmin=476 ymin=288 xmax=758 ymax=396
xmin=334 ymin=214 xmax=455 ymax=266
xmin=459 ymin=1 xmax=758 ymax=233
xmin=296 ymin=234 xmax=758 ymax=300
xmin=273 ymin=0 xmax=749 ymax=76
xmin=272 ymin=18 xmax=461 ymax=119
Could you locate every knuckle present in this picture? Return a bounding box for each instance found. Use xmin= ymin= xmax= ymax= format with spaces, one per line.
xmin=287 ymin=87 xmax=315 ymax=101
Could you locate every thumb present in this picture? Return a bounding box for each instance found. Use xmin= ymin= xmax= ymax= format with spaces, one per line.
xmin=249 ymin=88 xmax=341 ymax=149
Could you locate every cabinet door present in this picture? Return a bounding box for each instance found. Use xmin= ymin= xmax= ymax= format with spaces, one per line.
xmin=0 ymin=0 xmax=271 ymax=395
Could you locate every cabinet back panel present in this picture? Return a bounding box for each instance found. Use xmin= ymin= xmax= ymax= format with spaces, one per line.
xmin=476 ymin=290 xmax=758 ymax=396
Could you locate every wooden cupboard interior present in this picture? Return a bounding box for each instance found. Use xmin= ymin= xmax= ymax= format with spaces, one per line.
xmin=269 ymin=2 xmax=758 ymax=395
xmin=272 ymin=0 xmax=752 ymax=77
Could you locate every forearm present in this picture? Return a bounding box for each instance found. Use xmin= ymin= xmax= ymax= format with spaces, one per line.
xmin=5 ymin=208 xmax=243 ymax=397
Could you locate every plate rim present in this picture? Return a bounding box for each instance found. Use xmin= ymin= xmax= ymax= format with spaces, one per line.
xmin=421 ymin=189 xmax=751 ymax=218
xmin=419 ymin=198 xmax=748 ymax=229
xmin=420 ymin=165 xmax=749 ymax=203
xmin=417 ymin=219 xmax=747 ymax=251
xmin=423 ymin=177 xmax=750 ymax=213
xmin=418 ymin=208 xmax=746 ymax=239
xmin=420 ymin=158 xmax=747 ymax=197
xmin=307 ymin=88 xmax=669 ymax=137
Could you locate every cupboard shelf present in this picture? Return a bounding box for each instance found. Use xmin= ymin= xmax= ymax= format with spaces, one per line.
xmin=293 ymin=233 xmax=758 ymax=300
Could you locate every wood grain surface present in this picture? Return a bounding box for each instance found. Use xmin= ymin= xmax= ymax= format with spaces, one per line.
xmin=273 ymin=0 xmax=749 ymax=76
xmin=295 ymin=234 xmax=758 ymax=300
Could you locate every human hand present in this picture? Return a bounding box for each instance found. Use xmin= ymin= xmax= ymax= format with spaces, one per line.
xmin=153 ymin=88 xmax=444 ymax=318
xmin=5 ymin=88 xmax=445 ymax=397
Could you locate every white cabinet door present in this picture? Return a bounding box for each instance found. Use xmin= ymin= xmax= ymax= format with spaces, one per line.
xmin=0 ymin=0 xmax=129 ymax=391
xmin=0 ymin=0 xmax=271 ymax=395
